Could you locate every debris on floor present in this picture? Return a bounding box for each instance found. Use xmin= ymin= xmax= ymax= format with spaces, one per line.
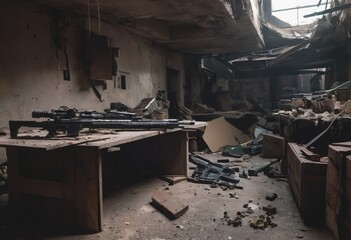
xmin=221 ymin=199 xmax=277 ymax=231
xmin=249 ymin=214 xmax=277 ymax=230
xmin=248 ymin=159 xmax=280 ymax=177
xmin=151 ymin=189 xmax=189 ymax=220
xmin=188 ymin=154 xmax=240 ymax=188
xmin=265 ymin=193 xmax=278 ymax=201
xmin=159 ymin=175 xmax=187 ymax=185
xmin=202 ymin=117 xmax=251 ymax=153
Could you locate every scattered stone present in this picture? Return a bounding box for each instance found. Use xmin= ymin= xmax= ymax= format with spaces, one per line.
xmin=124 ymin=221 xmax=130 ymax=225
xmin=228 ymin=192 xmax=239 ymax=199
xmin=295 ymin=234 xmax=304 ymax=238
xmin=263 ymin=205 xmax=277 ymax=215
xmin=229 ymin=193 xmax=239 ymax=199
xmin=220 ymin=185 xmax=228 ymax=191
xmin=229 ymin=217 xmax=242 ymax=227
xmin=204 ymin=188 xmax=210 ymax=191
xmin=176 ymin=225 xmax=184 ymax=230
xmin=164 ymin=187 xmax=170 ymax=191
xmin=249 ymin=215 xmax=277 ymax=230
xmin=243 ymin=203 xmax=248 ymax=208
xmin=246 ymin=208 xmax=254 ymax=214
xmin=266 ymin=193 xmax=278 ymax=201
xmin=210 ymin=183 xmax=219 ymax=188
xmin=247 ymin=203 xmax=259 ymax=212
xmin=239 ymin=170 xmax=249 ymax=179
xmin=248 ymin=199 xmax=253 ymax=203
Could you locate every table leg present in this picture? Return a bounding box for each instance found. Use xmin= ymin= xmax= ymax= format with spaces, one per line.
xmin=74 ymin=147 xmax=103 ymax=233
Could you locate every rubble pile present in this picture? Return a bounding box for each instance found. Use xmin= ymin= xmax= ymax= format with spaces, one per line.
xmin=221 ymin=201 xmax=278 ymax=230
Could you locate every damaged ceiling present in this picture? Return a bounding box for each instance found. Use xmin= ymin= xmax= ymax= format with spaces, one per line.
xmin=218 ymin=0 xmax=351 ymax=79
xmin=36 ymin=0 xmax=264 ymax=54
xmin=33 ymin=0 xmax=351 ymax=77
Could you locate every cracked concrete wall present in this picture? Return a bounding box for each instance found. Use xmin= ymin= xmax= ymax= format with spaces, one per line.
xmin=0 ymin=0 xmax=187 ymax=161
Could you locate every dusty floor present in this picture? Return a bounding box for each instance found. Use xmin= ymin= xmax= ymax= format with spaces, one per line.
xmin=0 ymin=154 xmax=334 ymax=240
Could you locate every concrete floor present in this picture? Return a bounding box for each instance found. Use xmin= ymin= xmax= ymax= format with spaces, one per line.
xmin=0 ymin=154 xmax=335 ymax=240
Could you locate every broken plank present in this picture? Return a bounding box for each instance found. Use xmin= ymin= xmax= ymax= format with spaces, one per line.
xmin=151 ymin=190 xmax=188 ymax=220
xmin=300 ymin=147 xmax=321 ymax=162
xmin=159 ymin=175 xmax=187 ymax=185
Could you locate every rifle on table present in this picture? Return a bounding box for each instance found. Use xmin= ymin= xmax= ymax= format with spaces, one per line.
xmin=9 ymin=108 xmax=194 ymax=138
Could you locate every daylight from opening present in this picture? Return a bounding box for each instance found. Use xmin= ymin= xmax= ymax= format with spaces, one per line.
xmin=271 ymin=0 xmax=331 ymax=26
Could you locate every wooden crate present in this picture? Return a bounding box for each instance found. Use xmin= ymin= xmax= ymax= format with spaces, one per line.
xmin=287 ymin=143 xmax=328 ymax=226
xmin=262 ymin=133 xmax=285 ymax=159
xmin=326 ymin=144 xmax=351 ymax=240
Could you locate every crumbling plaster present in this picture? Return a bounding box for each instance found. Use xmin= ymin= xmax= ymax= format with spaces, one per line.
xmin=0 ymin=0 xmax=187 ymax=124
xmin=0 ymin=0 xmax=188 ymax=160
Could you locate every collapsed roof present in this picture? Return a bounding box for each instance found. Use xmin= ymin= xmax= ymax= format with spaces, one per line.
xmin=219 ymin=0 xmax=351 ymax=79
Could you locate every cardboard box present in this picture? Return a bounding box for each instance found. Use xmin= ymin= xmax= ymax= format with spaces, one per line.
xmin=326 ymin=144 xmax=351 ymax=240
xmin=287 ymin=143 xmax=328 ymax=226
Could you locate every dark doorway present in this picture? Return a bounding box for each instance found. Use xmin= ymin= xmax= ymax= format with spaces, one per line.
xmin=167 ymin=68 xmax=180 ymax=118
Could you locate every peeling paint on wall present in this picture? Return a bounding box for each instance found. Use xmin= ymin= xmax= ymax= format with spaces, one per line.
xmin=0 ymin=0 xmax=187 ymax=159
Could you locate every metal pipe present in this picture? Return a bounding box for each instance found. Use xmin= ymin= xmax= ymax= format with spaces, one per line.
xmin=304 ymin=3 xmax=351 ymax=18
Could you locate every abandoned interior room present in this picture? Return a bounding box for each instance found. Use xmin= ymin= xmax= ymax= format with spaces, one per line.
xmin=2 ymin=0 xmax=351 ymax=239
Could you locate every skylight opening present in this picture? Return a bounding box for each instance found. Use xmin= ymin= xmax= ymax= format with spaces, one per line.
xmin=271 ymin=0 xmax=331 ymax=26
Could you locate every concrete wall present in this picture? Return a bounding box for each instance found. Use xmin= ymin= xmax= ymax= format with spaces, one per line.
xmin=0 ymin=0 xmax=187 ymax=160
xmin=231 ymin=77 xmax=271 ymax=111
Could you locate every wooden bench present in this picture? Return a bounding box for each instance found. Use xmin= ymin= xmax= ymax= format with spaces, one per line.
xmin=0 ymin=127 xmax=199 ymax=232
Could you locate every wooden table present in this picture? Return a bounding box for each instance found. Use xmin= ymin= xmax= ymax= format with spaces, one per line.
xmin=0 ymin=125 xmax=205 ymax=233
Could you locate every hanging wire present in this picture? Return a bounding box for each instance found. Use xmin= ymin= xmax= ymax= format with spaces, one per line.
xmin=97 ymin=0 xmax=101 ymax=32
xmin=87 ymin=0 xmax=91 ymax=36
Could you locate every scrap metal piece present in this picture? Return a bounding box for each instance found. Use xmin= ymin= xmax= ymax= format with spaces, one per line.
xmin=188 ymin=155 xmax=240 ymax=186
xmin=248 ymin=159 xmax=280 ymax=176
xmin=132 ymin=97 xmax=158 ymax=116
